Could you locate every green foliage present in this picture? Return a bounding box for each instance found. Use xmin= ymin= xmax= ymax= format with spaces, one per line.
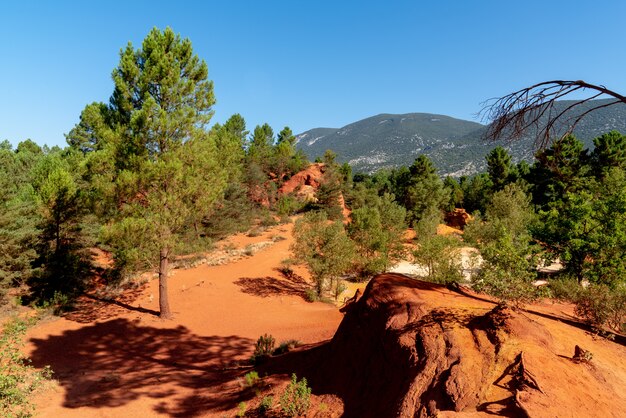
xmin=548 ymin=276 xmax=583 ymax=301
xmin=0 ymin=317 xmax=52 ymax=418
xmin=472 ymin=231 xmax=537 ymax=306
xmin=459 ymin=173 xmax=493 ymax=214
xmin=443 ymin=176 xmax=463 ymax=211
xmin=280 ymin=374 xmax=311 ymax=418
xmin=273 ymin=340 xmax=300 ymax=356
xmin=486 ymin=146 xmax=515 ymax=191
xmin=243 ymin=371 xmax=260 ymax=388
xmin=348 ymin=195 xmax=406 ymax=279
xmin=402 ymin=155 xmax=450 ymax=225
xmin=291 ymin=211 xmax=355 ymax=296
xmin=277 ymin=195 xmax=305 ymax=216
xmin=313 ymin=156 xmax=345 ymax=221
xmin=466 ymin=184 xmax=538 ymax=305
xmin=304 ymin=288 xmax=319 ymax=303
xmin=574 ymin=284 xmax=626 ymax=334
xmin=259 ymin=396 xmax=273 ymax=415
xmin=413 ymin=234 xmax=463 ymax=285
xmin=591 ymin=130 xmax=626 ymax=177
xmin=253 ymin=334 xmax=275 ymax=360
xmin=0 ymin=196 xmax=40 ymax=301
xmin=201 ymin=183 xmax=257 ymax=240
xmin=237 ymin=401 xmax=247 ymax=417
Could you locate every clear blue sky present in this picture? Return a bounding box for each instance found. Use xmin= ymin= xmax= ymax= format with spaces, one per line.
xmin=2 ymin=0 xmax=625 ymax=147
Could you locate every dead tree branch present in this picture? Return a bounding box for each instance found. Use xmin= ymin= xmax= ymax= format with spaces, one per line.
xmin=481 ymin=80 xmax=626 ymax=149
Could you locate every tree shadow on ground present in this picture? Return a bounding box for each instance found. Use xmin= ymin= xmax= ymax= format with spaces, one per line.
xmin=62 ymin=289 xmax=159 ymax=323
xmin=29 ymin=318 xmax=255 ymax=417
xmin=233 ymin=268 xmax=311 ymax=299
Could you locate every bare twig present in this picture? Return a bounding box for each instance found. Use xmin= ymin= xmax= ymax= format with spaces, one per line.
xmin=482 ymin=80 xmax=626 ymax=149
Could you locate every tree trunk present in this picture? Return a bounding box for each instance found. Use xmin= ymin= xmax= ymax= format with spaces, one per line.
xmin=159 ymin=247 xmax=173 ymax=319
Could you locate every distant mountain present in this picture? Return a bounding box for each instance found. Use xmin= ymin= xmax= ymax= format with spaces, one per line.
xmin=296 ymin=99 xmax=626 ymax=176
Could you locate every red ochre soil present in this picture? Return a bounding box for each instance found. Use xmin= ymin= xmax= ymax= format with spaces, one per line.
xmin=22 ymin=221 xmax=626 ymax=417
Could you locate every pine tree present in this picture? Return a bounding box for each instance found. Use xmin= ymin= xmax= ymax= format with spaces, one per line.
xmin=100 ymin=27 xmax=225 ymax=318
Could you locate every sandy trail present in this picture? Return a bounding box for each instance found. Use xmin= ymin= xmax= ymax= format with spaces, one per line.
xmin=26 ymin=221 xmax=342 ymax=418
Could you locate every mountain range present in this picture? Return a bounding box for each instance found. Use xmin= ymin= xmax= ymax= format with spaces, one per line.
xmin=295 ymin=99 xmax=626 ymax=176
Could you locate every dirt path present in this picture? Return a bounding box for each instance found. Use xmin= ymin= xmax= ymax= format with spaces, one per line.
xmin=26 ymin=221 xmax=343 ymax=418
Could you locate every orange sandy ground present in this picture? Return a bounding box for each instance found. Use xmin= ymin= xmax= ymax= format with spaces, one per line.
xmin=20 ymin=220 xmax=626 ymax=417
xmin=26 ymin=221 xmax=342 ymax=417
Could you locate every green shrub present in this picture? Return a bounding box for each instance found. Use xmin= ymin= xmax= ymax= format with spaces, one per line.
xmin=333 ymin=280 xmax=347 ymax=301
xmin=277 ymin=195 xmax=304 ymax=216
xmin=251 ymin=334 xmax=275 ymax=364
xmin=304 ymin=288 xmax=319 ymax=303
xmin=280 ymin=373 xmax=311 ymax=417
xmin=258 ymin=396 xmax=273 ymax=415
xmin=413 ymin=234 xmax=463 ymax=286
xmin=247 ymin=227 xmax=265 ymax=237
xmin=548 ymin=276 xmax=582 ymax=301
xmin=244 ymin=371 xmax=260 ymax=388
xmin=575 ymin=284 xmax=626 ymax=334
xmin=273 ymin=340 xmax=300 ymax=356
xmin=0 ymin=317 xmax=52 ymax=418
xmin=237 ymin=401 xmax=247 ymax=417
xmin=260 ymin=213 xmax=279 ymax=227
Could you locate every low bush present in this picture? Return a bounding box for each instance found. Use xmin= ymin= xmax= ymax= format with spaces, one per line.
xmin=574 ymin=284 xmax=626 ymax=334
xmin=251 ymin=334 xmax=275 ymax=364
xmin=273 ymin=340 xmax=300 ymax=356
xmin=258 ymin=396 xmax=273 ymax=415
xmin=548 ymin=276 xmax=582 ymax=301
xmin=280 ymin=373 xmax=311 ymax=417
xmin=237 ymin=401 xmax=247 ymax=417
xmin=243 ymin=371 xmax=260 ymax=388
xmin=304 ymin=288 xmax=318 ymax=303
xmin=0 ymin=317 xmax=52 ymax=418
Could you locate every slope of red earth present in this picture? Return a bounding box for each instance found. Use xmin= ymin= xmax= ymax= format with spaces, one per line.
xmin=260 ymin=274 xmax=626 ymax=417
xmin=22 ymin=222 xmax=626 ymax=417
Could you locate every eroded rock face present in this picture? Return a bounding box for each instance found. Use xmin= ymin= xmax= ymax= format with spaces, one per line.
xmin=265 ymin=273 xmax=626 ymax=418
xmin=444 ymin=208 xmax=472 ymax=230
xmin=278 ymin=163 xmax=325 ymax=198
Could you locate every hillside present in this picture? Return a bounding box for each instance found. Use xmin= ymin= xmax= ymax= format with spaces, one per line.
xmin=296 ymin=99 xmax=626 ymax=175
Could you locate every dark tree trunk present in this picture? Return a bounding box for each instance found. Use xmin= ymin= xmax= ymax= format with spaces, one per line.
xmin=159 ymin=247 xmax=173 ymax=319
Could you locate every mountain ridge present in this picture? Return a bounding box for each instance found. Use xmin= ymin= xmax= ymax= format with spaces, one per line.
xmin=296 ymin=99 xmax=626 ymax=175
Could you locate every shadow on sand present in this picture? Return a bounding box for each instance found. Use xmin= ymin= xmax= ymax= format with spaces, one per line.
xmin=234 ymin=268 xmax=311 ymax=299
xmin=29 ymin=318 xmax=255 ymax=417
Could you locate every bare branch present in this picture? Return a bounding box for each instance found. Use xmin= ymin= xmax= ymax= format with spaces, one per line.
xmin=481 ymin=80 xmax=626 ymax=149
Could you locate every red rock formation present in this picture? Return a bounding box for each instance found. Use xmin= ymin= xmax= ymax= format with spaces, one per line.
xmin=262 ymin=273 xmax=626 ymax=417
xmin=444 ymin=208 xmax=472 ymax=230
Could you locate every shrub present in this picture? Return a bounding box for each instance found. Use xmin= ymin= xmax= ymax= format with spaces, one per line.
xmin=333 ymin=280 xmax=347 ymax=301
xmin=304 ymin=288 xmax=319 ymax=303
xmin=273 ymin=340 xmax=300 ymax=356
xmin=549 ymin=276 xmax=582 ymax=301
xmin=574 ymin=284 xmax=626 ymax=334
xmin=244 ymin=371 xmax=260 ymax=388
xmin=280 ymin=373 xmax=311 ymax=417
xmin=251 ymin=334 xmax=275 ymax=364
xmin=0 ymin=317 xmax=52 ymax=418
xmin=247 ymin=227 xmax=265 ymax=237
xmin=258 ymin=396 xmax=273 ymax=415
xmin=291 ymin=211 xmax=355 ymax=296
xmin=413 ymin=235 xmax=463 ymax=285
xmin=237 ymin=401 xmax=247 ymax=417
xmin=277 ymin=195 xmax=304 ymax=216
xmin=260 ymin=213 xmax=279 ymax=227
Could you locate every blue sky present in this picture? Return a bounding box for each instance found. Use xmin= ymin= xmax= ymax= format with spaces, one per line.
xmin=2 ymin=0 xmax=626 ymax=147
